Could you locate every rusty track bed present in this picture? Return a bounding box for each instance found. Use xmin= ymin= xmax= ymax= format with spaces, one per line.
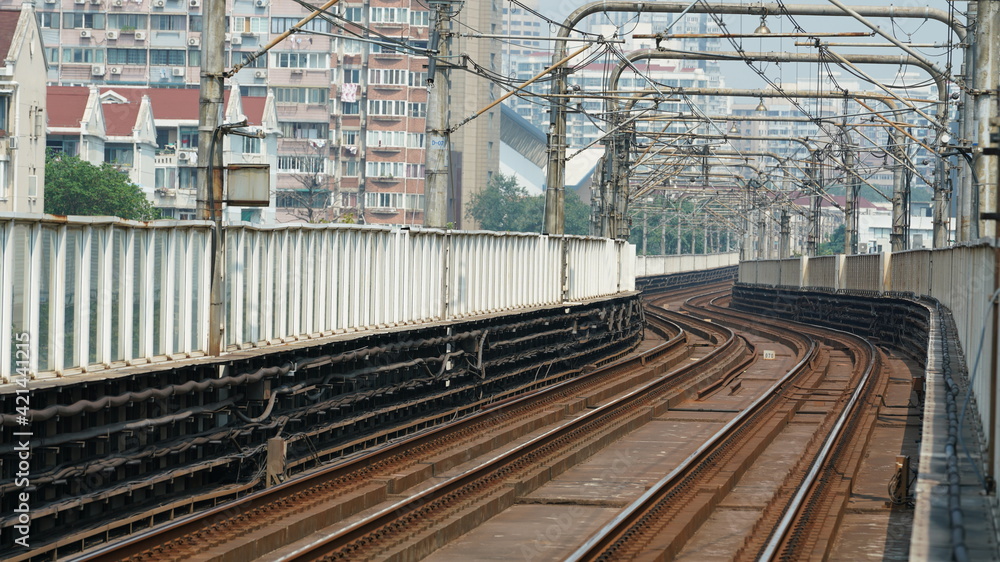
xmin=568 ymin=290 xmax=884 ymax=561
xmin=73 ymin=285 xmax=737 ymax=562
xmin=273 ymin=302 xmax=753 ymax=561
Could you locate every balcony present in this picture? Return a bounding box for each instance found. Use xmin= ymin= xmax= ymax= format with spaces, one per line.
xmin=371 ymin=176 xmax=400 ymax=184
xmin=370 ymin=144 xmax=402 ymax=155
xmin=154 ymin=151 xmax=177 ymax=166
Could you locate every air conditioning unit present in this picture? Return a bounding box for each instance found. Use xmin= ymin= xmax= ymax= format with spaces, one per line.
xmin=44 ymin=0 xmax=56 ymax=4
xmin=189 ymin=0 xmax=200 ymax=6
xmin=92 ymin=65 xmax=105 ymax=76
xmin=230 ymin=35 xmax=242 ymax=45
xmin=134 ymin=31 xmax=146 ymax=40
xmin=290 ymin=68 xmax=303 ymax=74
xmin=254 ymin=70 xmax=267 ymax=79
xmin=80 ymin=29 xmax=92 ymax=38
xmin=177 ymin=152 xmax=190 ymax=161
xmin=255 ymin=0 xmax=267 ymax=6
xmin=110 ymin=66 xmax=122 ymax=75
xmin=172 ymin=67 xmax=185 ymax=77
xmin=188 ymin=37 xmax=200 ymax=47
xmin=112 ymin=0 xmax=123 ymax=6
xmin=152 ymin=0 xmax=164 ymax=6
xmin=106 ymin=30 xmax=118 ymax=40
xmin=73 ymin=0 xmax=85 ymax=4
xmin=90 ymin=0 xmax=101 ymax=4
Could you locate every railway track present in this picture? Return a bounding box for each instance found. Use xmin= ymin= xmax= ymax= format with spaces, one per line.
xmin=74 ymin=283 xmax=740 ymax=562
xmin=568 ymin=290 xmax=885 ymax=561
xmin=74 ymin=279 xmax=896 ymax=562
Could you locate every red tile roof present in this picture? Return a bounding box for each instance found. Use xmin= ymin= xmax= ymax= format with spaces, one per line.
xmin=47 ymin=86 xmax=91 ymax=128
xmin=0 ymin=10 xmax=21 ymax=62
xmin=45 ymin=86 xmax=267 ymax=136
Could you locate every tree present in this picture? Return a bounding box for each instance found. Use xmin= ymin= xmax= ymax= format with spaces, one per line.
xmin=466 ymin=173 xmax=590 ymax=235
xmin=818 ymin=224 xmax=846 ymax=255
xmin=277 ymin=141 xmax=335 ymax=223
xmin=45 ymin=152 xmax=160 ymax=220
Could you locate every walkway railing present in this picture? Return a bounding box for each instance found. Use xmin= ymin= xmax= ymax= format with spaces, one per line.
xmin=635 ymin=252 xmax=739 ymax=277
xmin=0 ymin=215 xmax=636 ymax=382
xmin=738 ymin=243 xmax=998 ymax=454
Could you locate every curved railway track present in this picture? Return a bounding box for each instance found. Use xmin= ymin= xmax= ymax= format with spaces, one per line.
xmin=74 ymin=278 xmax=898 ymax=562
xmin=74 ymin=283 xmax=739 ymax=562
xmin=566 ymin=290 xmax=885 ymax=561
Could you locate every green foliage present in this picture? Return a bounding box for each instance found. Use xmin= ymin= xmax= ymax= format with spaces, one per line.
xmin=465 ymin=173 xmax=590 ymax=235
xmin=818 ymin=224 xmax=846 ymax=255
xmin=45 ymin=152 xmax=160 ymax=221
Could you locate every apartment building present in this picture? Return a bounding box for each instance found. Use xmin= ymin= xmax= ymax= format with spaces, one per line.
xmin=0 ymin=2 xmax=47 ymax=213
xmin=10 ymin=0 xmax=500 ymax=224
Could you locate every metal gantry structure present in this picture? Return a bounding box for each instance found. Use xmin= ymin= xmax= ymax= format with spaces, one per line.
xmin=531 ymin=1 xmax=996 ymax=261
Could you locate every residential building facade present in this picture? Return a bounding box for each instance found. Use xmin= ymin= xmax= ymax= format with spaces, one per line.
xmin=0 ymin=2 xmax=47 ymax=213
xmin=8 ymin=0 xmax=500 ymax=225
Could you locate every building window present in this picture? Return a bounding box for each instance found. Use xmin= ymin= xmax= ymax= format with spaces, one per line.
xmin=410 ymin=11 xmax=429 ymax=26
xmin=368 ymin=99 xmax=407 ymax=116
xmin=340 ymin=39 xmax=362 ymax=54
xmin=105 ymin=145 xmax=134 ymax=167
xmin=150 ymin=49 xmax=186 ymax=66
xmin=405 ymin=163 xmax=425 ymax=178
xmin=409 ymin=102 xmax=426 ymax=118
xmin=63 ymin=12 xmax=105 ymax=29
xmin=370 ymin=7 xmax=408 ymax=24
xmin=46 ymin=138 xmax=79 ymax=156
xmin=108 ymin=13 xmax=147 ymax=30
xmin=276 ymin=189 xmax=330 ymax=209
xmin=188 ymin=15 xmax=202 ymax=32
xmin=242 ymin=135 xmax=261 ymax=154
xmin=342 ymin=129 xmax=359 ymax=145
xmin=231 ymin=16 xmax=268 ymax=34
xmin=62 ymin=48 xmax=105 ymax=64
xmin=155 ymin=167 xmax=176 ymax=189
xmin=364 ymin=191 xmax=424 ymax=210
xmin=279 ymin=122 xmax=328 ymax=139
xmin=341 ymin=101 xmax=360 ymax=115
xmin=179 ymin=168 xmax=198 ymax=189
xmin=107 ymin=48 xmax=146 ymax=65
xmin=37 ymin=12 xmax=60 ymax=29
xmin=277 ymin=156 xmax=326 ymax=174
xmin=188 ymin=50 xmax=201 ymax=67
xmin=273 ymin=87 xmax=327 ymax=104
xmin=365 ymin=161 xmax=404 ymax=178
xmin=179 ymin=127 xmax=199 ymax=148
xmin=273 ymin=52 xmax=328 ymax=69
xmin=366 ymin=130 xmax=406 ymax=147
xmin=343 ymin=68 xmax=361 ymax=84
xmin=408 ymin=71 xmax=428 ymax=87
xmin=407 ymin=133 xmax=425 ymax=148
xmin=342 ymin=159 xmax=360 ymax=177
xmin=0 ymin=161 xmax=8 ymax=199
xmin=270 ymin=17 xmax=330 ymax=33
xmin=369 ymin=68 xmax=408 ymax=85
xmin=151 ymin=14 xmax=186 ymax=31
xmin=343 ymin=7 xmax=363 ymax=23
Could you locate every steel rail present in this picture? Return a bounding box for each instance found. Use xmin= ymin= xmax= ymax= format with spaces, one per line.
xmin=758 ymin=322 xmax=881 ymax=560
xmin=71 ymin=308 xmax=689 ymax=562
xmin=566 ymin=300 xmax=817 ymax=561
xmin=277 ymin=311 xmax=748 ymax=561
